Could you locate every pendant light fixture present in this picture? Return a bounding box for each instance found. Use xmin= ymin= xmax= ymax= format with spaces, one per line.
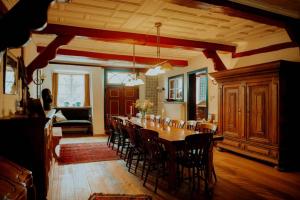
xmin=124 ymin=44 xmax=144 ymax=86
xmin=145 ymin=22 xmax=173 ymax=76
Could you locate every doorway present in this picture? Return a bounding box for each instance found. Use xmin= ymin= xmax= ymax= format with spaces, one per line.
xmin=187 ymin=68 xmax=208 ymax=120
xmin=105 ymin=86 xmax=139 ymax=118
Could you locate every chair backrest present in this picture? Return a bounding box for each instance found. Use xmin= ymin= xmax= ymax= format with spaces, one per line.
xmin=125 ymin=124 xmax=138 ymax=147
xmin=183 ymin=133 xmax=212 ymax=165
xmin=170 ymin=119 xmax=179 ymax=127
xmin=178 ymin=120 xmax=186 ymax=129
xmin=150 ymin=114 xmax=155 ymax=121
xmin=140 ymin=129 xmax=161 ymax=159
xmin=197 ymin=123 xmax=218 ymax=134
xmin=155 ymin=115 xmax=161 ymax=123
xmin=164 ymin=117 xmax=171 ymax=126
xmin=186 ymin=120 xmax=197 ymax=130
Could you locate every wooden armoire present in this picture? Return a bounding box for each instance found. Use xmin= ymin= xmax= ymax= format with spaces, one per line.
xmin=210 ymin=60 xmax=300 ymax=170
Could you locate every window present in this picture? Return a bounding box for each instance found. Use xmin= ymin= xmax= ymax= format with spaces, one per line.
xmin=168 ymin=74 xmax=184 ymax=101
xmin=3 ymin=51 xmax=18 ymax=94
xmin=106 ymin=71 xmax=135 ymax=85
xmin=196 ymin=74 xmax=207 ymax=105
xmin=57 ymin=74 xmax=85 ymax=107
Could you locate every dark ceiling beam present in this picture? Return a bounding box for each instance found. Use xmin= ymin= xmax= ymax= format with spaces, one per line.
xmin=37 ymin=46 xmax=188 ymax=67
xmin=49 ymin=60 xmax=148 ymax=73
xmin=0 ymin=0 xmax=54 ymax=51
xmin=233 ymin=42 xmax=298 ymax=58
xmin=0 ymin=0 xmax=8 ymax=15
xmin=37 ymin=24 xmax=236 ymax=53
xmin=26 ymin=34 xmax=74 ymax=83
xmin=203 ymin=50 xmax=227 ymax=71
xmin=177 ymin=0 xmax=296 ymax=27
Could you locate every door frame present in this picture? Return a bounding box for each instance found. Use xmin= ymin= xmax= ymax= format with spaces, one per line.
xmin=187 ymin=67 xmax=208 ymax=120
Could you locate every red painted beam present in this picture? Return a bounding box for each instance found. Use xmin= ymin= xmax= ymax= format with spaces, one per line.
xmin=203 ymin=50 xmax=226 ymax=71
xmin=37 ymin=46 xmax=188 ymax=67
xmin=38 ymin=24 xmax=236 ymax=53
xmin=233 ymin=42 xmax=298 ymax=58
xmin=49 ymin=60 xmax=149 ymax=73
xmin=26 ymin=34 xmax=74 ymax=83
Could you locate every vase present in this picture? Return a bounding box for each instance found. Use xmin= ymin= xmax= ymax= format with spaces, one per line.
xmin=141 ymin=111 xmax=146 ymax=119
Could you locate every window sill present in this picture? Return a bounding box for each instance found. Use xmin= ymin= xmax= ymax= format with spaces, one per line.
xmin=163 ymin=101 xmax=185 ymax=104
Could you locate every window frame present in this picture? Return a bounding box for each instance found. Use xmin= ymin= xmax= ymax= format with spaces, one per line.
xmin=105 ymin=69 xmax=135 ymax=86
xmin=168 ymin=74 xmax=184 ymax=102
xmin=57 ymin=73 xmax=85 ymax=107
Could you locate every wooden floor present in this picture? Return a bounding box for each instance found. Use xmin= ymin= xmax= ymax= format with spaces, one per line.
xmin=48 ymin=136 xmax=300 ymax=200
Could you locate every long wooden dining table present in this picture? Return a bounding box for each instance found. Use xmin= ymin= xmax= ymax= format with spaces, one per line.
xmin=117 ymin=116 xmax=223 ymax=190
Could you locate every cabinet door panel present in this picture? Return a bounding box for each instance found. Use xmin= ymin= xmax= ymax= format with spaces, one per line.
xmin=223 ymin=85 xmax=241 ymax=138
xmin=247 ymin=82 xmax=271 ymax=144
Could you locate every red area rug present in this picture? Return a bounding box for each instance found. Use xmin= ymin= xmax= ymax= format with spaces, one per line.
xmin=88 ymin=193 xmax=152 ymax=200
xmin=58 ymin=142 xmax=120 ymax=164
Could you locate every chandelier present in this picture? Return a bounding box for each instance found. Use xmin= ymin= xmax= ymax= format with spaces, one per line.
xmin=124 ymin=44 xmax=144 ymax=86
xmin=145 ymin=22 xmax=173 ymax=76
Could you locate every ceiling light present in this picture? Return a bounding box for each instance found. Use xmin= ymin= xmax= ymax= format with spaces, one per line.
xmin=124 ymin=44 xmax=144 ymax=86
xmin=145 ymin=22 xmax=173 ymax=76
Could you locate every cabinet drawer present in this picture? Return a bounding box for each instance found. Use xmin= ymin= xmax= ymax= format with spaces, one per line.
xmin=221 ymin=139 xmax=241 ymax=148
xmin=245 ymin=144 xmax=269 ymax=156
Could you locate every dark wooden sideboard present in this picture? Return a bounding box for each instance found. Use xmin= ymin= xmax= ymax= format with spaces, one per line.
xmin=0 ymin=109 xmax=56 ymax=199
xmin=210 ymin=60 xmax=300 ymax=170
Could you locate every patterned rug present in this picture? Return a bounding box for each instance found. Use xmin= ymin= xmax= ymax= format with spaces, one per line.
xmin=58 ymin=142 xmax=120 ymax=164
xmin=88 ymin=193 xmax=152 ymax=200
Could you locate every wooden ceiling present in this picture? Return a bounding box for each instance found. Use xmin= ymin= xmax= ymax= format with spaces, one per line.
xmin=2 ymin=0 xmax=299 ymax=68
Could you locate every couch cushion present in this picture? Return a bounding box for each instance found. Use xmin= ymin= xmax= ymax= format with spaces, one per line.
xmin=54 ymin=110 xmax=67 ymax=122
xmin=53 ymin=120 xmax=92 ymax=127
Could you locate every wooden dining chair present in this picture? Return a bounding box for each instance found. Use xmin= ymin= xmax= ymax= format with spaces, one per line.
xmin=186 ymin=120 xmax=197 ymax=130
xmin=164 ymin=117 xmax=171 ymax=126
xmin=150 ymin=114 xmax=155 ymax=121
xmin=177 ymin=133 xmax=212 ymax=191
xmin=125 ymin=124 xmax=144 ymax=174
xmin=196 ymin=122 xmax=218 ymax=182
xmin=140 ymin=129 xmax=168 ymax=193
xmin=155 ymin=115 xmax=161 ymax=123
xmin=170 ymin=119 xmax=179 ymax=127
xmin=177 ymin=120 xmax=186 ymax=129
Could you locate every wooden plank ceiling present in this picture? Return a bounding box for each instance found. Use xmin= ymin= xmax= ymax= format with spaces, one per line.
xmin=3 ymin=0 xmax=299 ymax=68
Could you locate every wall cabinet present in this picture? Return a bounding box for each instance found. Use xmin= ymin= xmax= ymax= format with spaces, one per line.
xmin=210 ymin=60 xmax=300 ymax=170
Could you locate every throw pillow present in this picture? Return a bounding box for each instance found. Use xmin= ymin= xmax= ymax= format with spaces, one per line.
xmin=55 ymin=110 xmax=67 ymax=122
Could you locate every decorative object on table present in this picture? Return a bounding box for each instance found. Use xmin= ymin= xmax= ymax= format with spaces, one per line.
xmin=134 ymin=99 xmax=153 ymax=119
xmin=88 ymin=193 xmax=152 ymax=200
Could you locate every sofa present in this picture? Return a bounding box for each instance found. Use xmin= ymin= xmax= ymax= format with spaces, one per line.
xmin=52 ymin=107 xmax=93 ymax=135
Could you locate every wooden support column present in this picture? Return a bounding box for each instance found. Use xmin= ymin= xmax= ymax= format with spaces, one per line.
xmin=203 ymin=50 xmax=227 ymax=71
xmin=26 ymin=34 xmax=74 ymax=83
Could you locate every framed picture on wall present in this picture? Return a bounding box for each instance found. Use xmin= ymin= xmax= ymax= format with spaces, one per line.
xmin=3 ymin=50 xmax=18 ymax=95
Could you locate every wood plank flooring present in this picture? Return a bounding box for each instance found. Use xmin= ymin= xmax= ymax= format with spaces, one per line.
xmin=48 ymin=136 xmax=300 ymax=200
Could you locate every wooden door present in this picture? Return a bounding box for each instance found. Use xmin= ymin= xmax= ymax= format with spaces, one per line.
xmin=246 ymin=81 xmax=272 ymax=144
xmin=105 ymin=86 xmax=139 ymax=118
xmin=222 ymin=84 xmax=244 ymax=139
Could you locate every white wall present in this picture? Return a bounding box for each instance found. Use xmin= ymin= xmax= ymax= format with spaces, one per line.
xmin=41 ymin=64 xmax=105 ymax=135
xmin=23 ymin=41 xmax=39 ymax=98
xmin=157 ymin=52 xmax=219 ymax=120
